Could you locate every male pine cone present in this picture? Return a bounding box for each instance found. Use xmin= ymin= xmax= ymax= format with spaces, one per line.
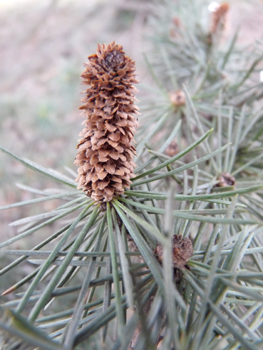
xmin=74 ymin=42 xmax=139 ymax=202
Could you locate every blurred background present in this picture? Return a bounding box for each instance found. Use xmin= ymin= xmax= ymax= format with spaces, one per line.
xmin=1 ymin=0 xmax=263 ymax=239
xmin=0 ymin=0 xmax=150 ymax=241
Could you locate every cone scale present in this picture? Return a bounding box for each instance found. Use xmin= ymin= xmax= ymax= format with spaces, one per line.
xmin=75 ymin=42 xmax=139 ymax=202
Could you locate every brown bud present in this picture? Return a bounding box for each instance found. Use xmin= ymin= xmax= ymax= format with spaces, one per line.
xmin=74 ymin=42 xmax=139 ymax=202
xmin=210 ymin=2 xmax=229 ymax=34
xmin=165 ymin=140 xmax=178 ymax=157
xmin=216 ymin=172 xmax=236 ymax=188
xmin=169 ymin=90 xmax=186 ymax=107
xmin=154 ymin=235 xmax=193 ymax=270
xmin=172 ymin=17 xmax=181 ymax=27
xmin=170 ymin=17 xmax=181 ymax=38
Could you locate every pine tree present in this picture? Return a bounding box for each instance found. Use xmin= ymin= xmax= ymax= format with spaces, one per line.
xmin=1 ymin=1 xmax=263 ymax=349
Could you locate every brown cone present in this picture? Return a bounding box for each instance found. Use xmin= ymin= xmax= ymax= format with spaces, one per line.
xmin=74 ymin=42 xmax=139 ymax=202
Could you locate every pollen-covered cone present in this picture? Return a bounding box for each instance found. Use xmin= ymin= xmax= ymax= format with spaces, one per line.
xmin=74 ymin=42 xmax=139 ymax=202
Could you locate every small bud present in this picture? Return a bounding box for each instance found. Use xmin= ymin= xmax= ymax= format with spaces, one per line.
xmin=216 ymin=172 xmax=236 ymax=188
xmin=170 ymin=17 xmax=181 ymax=38
xmin=210 ymin=2 xmax=229 ymax=34
xmin=154 ymin=235 xmax=193 ymax=270
xmin=165 ymin=140 xmax=178 ymax=157
xmin=169 ymin=90 xmax=186 ymax=107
